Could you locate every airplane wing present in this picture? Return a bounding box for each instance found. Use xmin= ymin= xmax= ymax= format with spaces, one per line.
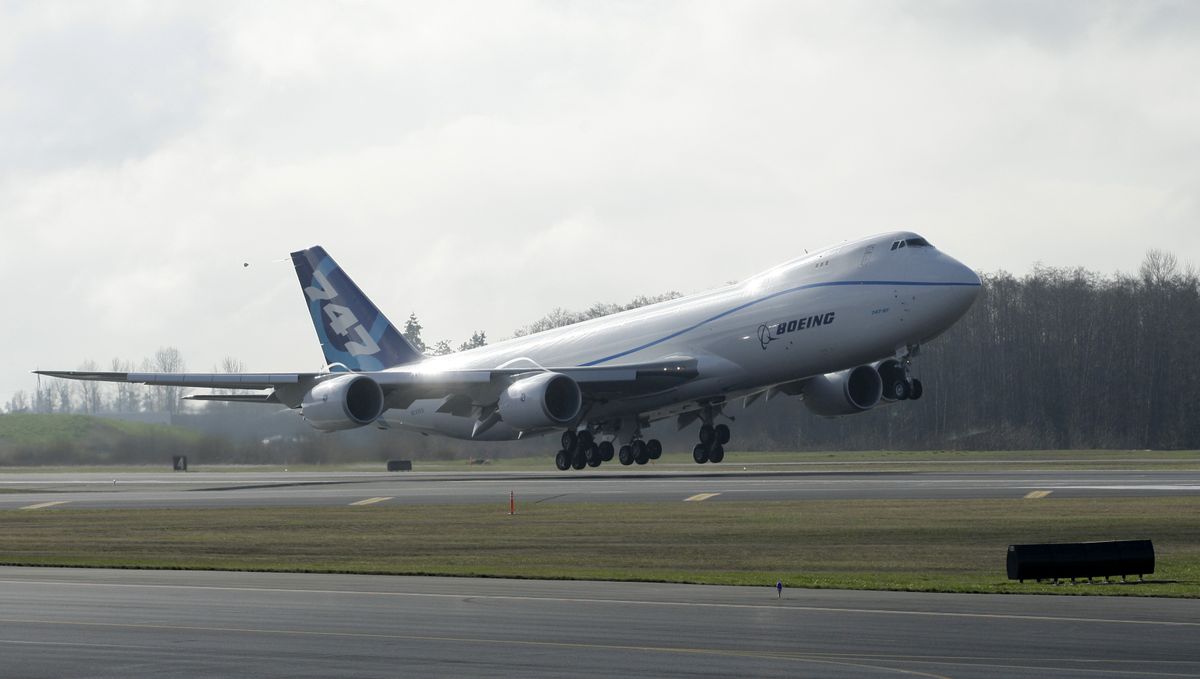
xmin=33 ymin=371 xmax=317 ymax=390
xmin=34 ymin=357 xmax=699 ymax=409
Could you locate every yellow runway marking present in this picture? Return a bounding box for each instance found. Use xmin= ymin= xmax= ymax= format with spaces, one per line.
xmin=19 ymin=501 xmax=70 ymax=510
xmin=683 ymin=493 xmax=720 ymax=502
xmin=1024 ymin=490 xmax=1052 ymax=499
xmin=348 ymin=497 xmax=393 ymax=506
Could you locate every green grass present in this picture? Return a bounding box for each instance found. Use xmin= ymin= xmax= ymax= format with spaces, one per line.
xmin=2 ymin=497 xmax=1196 ymax=597
xmin=0 ymin=413 xmax=203 ymax=448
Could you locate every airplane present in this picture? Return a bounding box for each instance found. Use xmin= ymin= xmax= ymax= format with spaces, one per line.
xmin=37 ymin=231 xmax=981 ymax=470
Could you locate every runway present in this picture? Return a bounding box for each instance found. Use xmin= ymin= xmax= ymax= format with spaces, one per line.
xmin=0 ymin=567 xmax=1195 ymax=678
xmin=2 ymin=468 xmax=1200 ymax=510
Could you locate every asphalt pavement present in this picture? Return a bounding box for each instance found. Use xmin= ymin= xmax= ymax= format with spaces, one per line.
xmin=0 ymin=567 xmax=1195 ymax=678
xmin=2 ymin=468 xmax=1199 ymax=510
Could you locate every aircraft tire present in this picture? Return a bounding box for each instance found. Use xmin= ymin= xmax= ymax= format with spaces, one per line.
xmin=577 ymin=430 xmax=594 ymax=448
xmin=584 ymin=443 xmax=601 ymax=464
xmin=571 ymin=451 xmax=587 ymax=470
xmin=910 ymin=378 xmax=924 ymax=400
xmin=599 ymin=440 xmax=615 ymax=462
xmin=633 ymin=440 xmax=650 ymax=465
xmin=561 ymin=430 xmax=577 ymax=451
xmin=693 ymin=444 xmax=709 ymax=464
xmin=646 ymin=439 xmax=662 ymax=460
xmin=618 ymin=445 xmax=634 ymax=465
xmin=708 ymin=444 xmax=724 ymax=463
xmin=555 ymin=450 xmax=570 ymax=471
xmin=714 ymin=424 xmax=730 ymax=445
xmin=587 ymin=452 xmax=602 ymax=468
xmin=699 ymin=425 xmax=715 ymax=446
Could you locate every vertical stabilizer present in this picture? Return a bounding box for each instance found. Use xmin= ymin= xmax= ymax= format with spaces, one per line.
xmin=290 ymin=246 xmax=423 ymax=371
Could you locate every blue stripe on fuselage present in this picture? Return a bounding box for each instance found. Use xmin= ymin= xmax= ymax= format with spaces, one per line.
xmin=578 ymin=279 xmax=980 ymax=367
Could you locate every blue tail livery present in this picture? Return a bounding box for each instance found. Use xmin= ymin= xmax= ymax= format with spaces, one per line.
xmin=290 ymin=246 xmax=423 ymax=370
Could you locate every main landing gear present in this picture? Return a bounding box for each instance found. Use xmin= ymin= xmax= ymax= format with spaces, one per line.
xmin=555 ymin=429 xmax=660 ymax=471
xmin=693 ymin=422 xmax=730 ymax=464
xmin=689 ymin=404 xmax=732 ymax=464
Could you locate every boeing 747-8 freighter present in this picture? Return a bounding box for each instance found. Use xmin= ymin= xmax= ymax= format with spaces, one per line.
xmin=38 ymin=232 xmax=980 ymax=470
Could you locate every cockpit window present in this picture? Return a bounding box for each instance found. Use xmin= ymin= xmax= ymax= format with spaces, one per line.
xmin=891 ymin=237 xmax=932 ymax=251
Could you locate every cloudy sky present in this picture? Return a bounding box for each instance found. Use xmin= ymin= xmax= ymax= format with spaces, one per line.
xmin=3 ymin=1 xmax=1198 ymax=400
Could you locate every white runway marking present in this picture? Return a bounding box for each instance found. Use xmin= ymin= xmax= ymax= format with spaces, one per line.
xmin=1024 ymin=490 xmax=1052 ymax=499
xmin=18 ymin=501 xmax=70 ymax=510
xmin=683 ymin=493 xmax=720 ymax=502
xmin=348 ymin=497 xmax=392 ymax=506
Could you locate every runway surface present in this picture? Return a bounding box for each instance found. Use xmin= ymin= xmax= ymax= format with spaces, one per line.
xmin=0 ymin=567 xmax=1195 ymax=678
xmin=2 ymin=468 xmax=1200 ymax=510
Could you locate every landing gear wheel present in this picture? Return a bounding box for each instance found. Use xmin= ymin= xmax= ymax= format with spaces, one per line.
xmin=633 ymin=440 xmax=649 ymax=465
xmin=577 ymin=430 xmax=594 ymax=448
xmin=561 ymin=430 xmax=577 ymax=451
xmin=599 ymin=441 xmax=614 ymax=462
xmin=708 ymin=444 xmax=724 ymax=463
xmin=646 ymin=439 xmax=662 ymax=460
xmin=571 ymin=450 xmax=587 ymax=470
xmin=693 ymin=444 xmax=709 ymax=464
xmin=909 ymin=378 xmax=923 ymax=400
xmin=714 ymin=424 xmax=730 ymax=445
xmin=555 ymin=450 xmax=570 ymax=471
xmin=699 ymin=425 xmax=716 ymax=446
xmin=888 ymin=379 xmax=911 ymax=401
xmin=618 ymin=445 xmax=634 ymax=465
xmin=585 ymin=443 xmax=601 ymax=465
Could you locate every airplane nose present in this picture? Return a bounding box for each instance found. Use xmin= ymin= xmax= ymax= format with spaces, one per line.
xmin=934 ymin=251 xmax=982 ymax=314
xmin=950 ymin=258 xmax=982 ymax=309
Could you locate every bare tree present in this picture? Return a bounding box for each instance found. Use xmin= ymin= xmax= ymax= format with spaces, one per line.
xmin=5 ymin=390 xmax=29 ymax=413
xmin=75 ymin=359 xmax=104 ymax=414
xmin=54 ymin=380 xmax=73 ymax=413
xmin=154 ymin=347 xmax=186 ymax=414
xmin=111 ymin=358 xmax=139 ymax=412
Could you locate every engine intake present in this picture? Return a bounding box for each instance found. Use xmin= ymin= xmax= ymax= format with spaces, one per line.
xmin=301 ymin=374 xmax=385 ymax=431
xmin=498 ymin=372 xmax=582 ymax=431
xmin=802 ymin=365 xmax=883 ymax=417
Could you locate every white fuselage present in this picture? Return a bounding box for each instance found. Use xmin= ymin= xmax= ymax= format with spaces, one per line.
xmin=383 ymin=231 xmax=980 ymax=440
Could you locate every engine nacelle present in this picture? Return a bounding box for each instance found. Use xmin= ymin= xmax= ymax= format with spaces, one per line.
xmin=498 ymin=372 xmax=582 ymax=431
xmin=802 ymin=365 xmax=883 ymax=417
xmin=301 ymin=374 xmax=385 ymax=431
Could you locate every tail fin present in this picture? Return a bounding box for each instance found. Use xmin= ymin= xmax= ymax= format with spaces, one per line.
xmin=290 ymin=246 xmax=423 ymax=371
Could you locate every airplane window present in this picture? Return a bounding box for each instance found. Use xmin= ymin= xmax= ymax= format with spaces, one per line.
xmin=890 ymin=242 xmax=898 ymax=251
xmin=904 ymin=238 xmax=931 ymax=247
xmin=898 ymin=241 xmax=906 ymax=249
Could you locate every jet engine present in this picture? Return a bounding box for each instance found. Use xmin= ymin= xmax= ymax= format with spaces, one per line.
xmin=301 ymin=374 xmax=385 ymax=431
xmin=497 ymin=372 xmax=582 ymax=431
xmin=802 ymin=365 xmax=883 ymax=417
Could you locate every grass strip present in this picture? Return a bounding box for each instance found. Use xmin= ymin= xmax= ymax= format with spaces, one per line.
xmin=1 ymin=497 xmax=1197 ymax=597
